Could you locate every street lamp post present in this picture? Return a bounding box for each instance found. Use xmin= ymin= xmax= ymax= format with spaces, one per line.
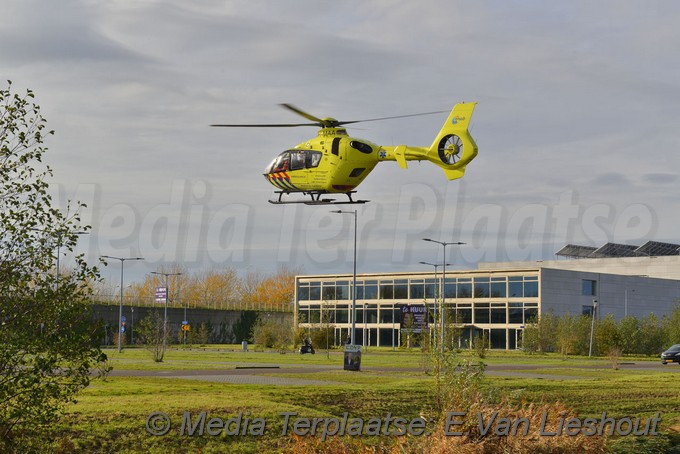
xmin=419 ymin=261 xmax=451 ymax=352
xmin=101 ymin=255 xmax=144 ymax=353
xmin=588 ymin=299 xmax=598 ymax=357
xmin=33 ymin=228 xmax=89 ymax=289
xmin=332 ymin=210 xmax=358 ymax=345
xmin=151 ymin=271 xmax=183 ymax=353
xmin=130 ymin=307 xmax=134 ymax=345
xmin=55 ymin=230 xmax=89 ymax=289
xmin=422 ymin=239 xmax=465 ymax=356
xmin=624 ymin=289 xmax=635 ymax=317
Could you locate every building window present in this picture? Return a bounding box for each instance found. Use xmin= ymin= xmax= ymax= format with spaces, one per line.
xmin=425 ymin=279 xmax=437 ymax=299
xmin=582 ymin=279 xmax=597 ymax=296
xmin=490 ymin=277 xmax=507 ymax=298
xmin=508 ymin=303 xmax=524 ymax=324
xmin=455 ymin=308 xmax=472 ymax=324
xmin=336 ymin=281 xmax=349 ymax=300
xmin=322 ymin=283 xmax=336 ymax=300
xmin=474 ymin=303 xmax=490 ymax=323
xmin=336 ymin=307 xmax=349 ymax=323
xmin=524 ymin=281 xmax=539 ymax=298
xmin=524 ymin=307 xmax=538 ymax=322
xmin=297 ymin=285 xmax=310 ymax=301
xmin=410 ymin=280 xmax=424 ymax=300
xmin=474 ymin=277 xmax=490 ymax=298
xmin=366 ymin=304 xmax=378 ymax=323
xmin=490 ymin=307 xmax=506 ymax=323
xmin=355 ymin=280 xmax=378 ymax=300
xmin=309 ymin=305 xmax=321 ymax=323
xmin=394 ymin=280 xmax=409 ymax=299
xmin=508 ymin=276 xmax=523 ymax=297
xmin=457 ymin=279 xmax=472 ymax=298
xmin=379 ymin=281 xmax=394 ymax=299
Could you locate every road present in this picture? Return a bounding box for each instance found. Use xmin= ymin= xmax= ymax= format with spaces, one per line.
xmin=107 ymin=359 xmax=679 ymax=385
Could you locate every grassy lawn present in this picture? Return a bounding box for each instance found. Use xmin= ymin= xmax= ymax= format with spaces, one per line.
xmin=44 ymin=347 xmax=680 ymax=452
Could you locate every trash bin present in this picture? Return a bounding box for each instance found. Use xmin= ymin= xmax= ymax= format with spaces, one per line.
xmin=242 ymin=341 xmax=248 ymax=352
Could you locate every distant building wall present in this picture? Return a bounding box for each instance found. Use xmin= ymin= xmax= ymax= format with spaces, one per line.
xmin=480 ymin=255 xmax=680 ymax=280
xmin=539 ymin=268 xmax=680 ymax=318
xmin=91 ymin=304 xmax=292 ymax=345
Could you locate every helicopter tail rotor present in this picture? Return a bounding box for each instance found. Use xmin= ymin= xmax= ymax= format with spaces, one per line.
xmin=426 ymin=102 xmax=478 ymax=180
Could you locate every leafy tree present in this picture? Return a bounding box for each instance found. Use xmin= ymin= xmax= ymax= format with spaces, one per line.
xmin=556 ymin=313 xmax=579 ymax=357
xmin=639 ymin=313 xmax=664 ymax=356
xmin=661 ymin=303 xmax=680 ymax=347
xmin=401 ymin=312 xmax=415 ymax=349
xmin=594 ymin=313 xmax=620 ymax=356
xmin=521 ymin=322 xmax=540 ymax=353
xmin=0 ymin=81 xmax=107 ymax=447
xmin=617 ymin=315 xmax=642 ymax=355
xmin=232 ymin=311 xmax=258 ymax=343
xmin=239 ymin=266 xmax=299 ymax=311
xmin=136 ymin=311 xmax=169 ymax=362
xmin=252 ymin=314 xmax=294 ymax=353
xmin=192 ymin=322 xmax=211 ymax=346
xmin=523 ymin=312 xmax=558 ymax=353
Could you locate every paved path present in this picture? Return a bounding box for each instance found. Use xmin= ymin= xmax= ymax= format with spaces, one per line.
xmin=107 ymin=359 xmax=678 ymax=385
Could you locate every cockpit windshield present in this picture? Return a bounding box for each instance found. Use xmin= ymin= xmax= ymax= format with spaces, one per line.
xmin=265 ymin=150 xmax=323 ymax=174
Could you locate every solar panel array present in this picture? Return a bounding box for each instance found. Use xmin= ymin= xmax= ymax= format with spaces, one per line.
xmin=556 ymin=241 xmax=680 ymax=259
xmin=636 ymin=241 xmax=680 ymax=257
xmin=555 ymin=244 xmax=597 ymax=258
xmin=592 ymin=243 xmax=640 ymax=258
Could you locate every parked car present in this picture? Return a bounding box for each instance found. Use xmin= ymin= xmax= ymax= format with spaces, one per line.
xmin=661 ymin=344 xmax=680 ymax=364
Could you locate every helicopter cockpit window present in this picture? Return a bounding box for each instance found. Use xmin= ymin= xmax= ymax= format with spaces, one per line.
xmin=267 ymin=150 xmax=322 ymax=174
xmin=267 ymin=152 xmax=290 ymax=174
xmin=290 ymin=151 xmax=306 ymax=170
xmin=305 ymin=151 xmax=322 ymax=168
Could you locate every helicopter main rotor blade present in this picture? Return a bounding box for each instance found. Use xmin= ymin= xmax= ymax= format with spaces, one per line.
xmin=336 ymin=110 xmax=449 ymax=126
xmin=211 ymin=106 xmax=451 ymax=129
xmin=279 ymin=103 xmax=326 ymax=126
xmin=210 ymin=122 xmax=320 ymax=128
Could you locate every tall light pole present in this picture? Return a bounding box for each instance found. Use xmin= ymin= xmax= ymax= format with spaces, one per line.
xmin=55 ymin=230 xmax=89 ymax=289
xmin=33 ymin=228 xmax=88 ymax=289
xmin=152 ymin=271 xmax=183 ymax=353
xmin=419 ymin=261 xmax=451 ymax=352
xmin=101 ymin=255 xmax=144 ymax=353
xmin=588 ymin=299 xmax=598 ymax=357
xmin=624 ymin=289 xmax=635 ymax=317
xmin=422 ymin=239 xmax=465 ymax=355
xmin=332 ymin=210 xmax=358 ymax=345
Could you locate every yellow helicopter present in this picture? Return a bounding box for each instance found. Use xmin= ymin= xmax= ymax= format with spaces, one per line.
xmin=212 ymin=102 xmax=478 ymax=204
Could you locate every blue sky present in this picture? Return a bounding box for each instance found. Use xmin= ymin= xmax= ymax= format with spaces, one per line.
xmin=3 ymin=0 xmax=679 ymax=283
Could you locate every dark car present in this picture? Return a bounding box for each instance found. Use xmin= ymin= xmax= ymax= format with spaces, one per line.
xmin=661 ymin=344 xmax=680 ymax=365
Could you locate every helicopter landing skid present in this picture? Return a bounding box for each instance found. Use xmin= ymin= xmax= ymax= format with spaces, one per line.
xmin=268 ymin=191 xmax=369 ymax=205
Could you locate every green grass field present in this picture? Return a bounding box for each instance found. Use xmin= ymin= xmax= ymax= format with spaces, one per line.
xmin=42 ymin=346 xmax=680 ymax=453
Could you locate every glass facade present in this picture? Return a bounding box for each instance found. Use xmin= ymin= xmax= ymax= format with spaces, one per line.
xmin=296 ymin=271 xmax=541 ymax=350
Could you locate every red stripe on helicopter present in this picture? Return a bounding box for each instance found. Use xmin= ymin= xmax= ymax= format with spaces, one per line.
xmin=268 ymin=172 xmax=299 ymax=190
